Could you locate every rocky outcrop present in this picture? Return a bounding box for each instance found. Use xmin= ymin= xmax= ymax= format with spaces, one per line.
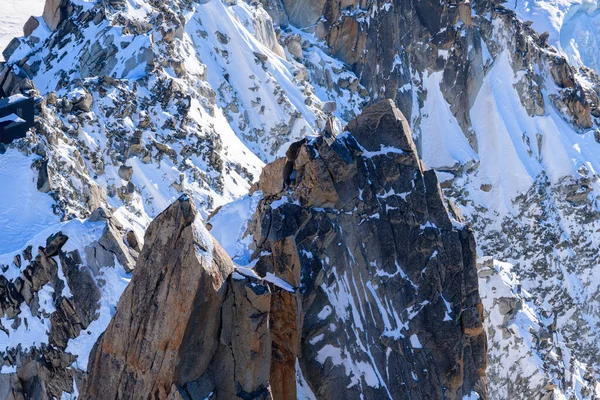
xmin=84 ymin=101 xmax=487 ymax=399
xmin=83 ymin=194 xmax=301 ymax=399
xmin=249 ymin=99 xmax=487 ymax=399
xmin=42 ymin=0 xmax=70 ymax=31
xmin=0 ymin=207 xmax=139 ymax=400
xmin=84 ymin=196 xmax=234 ymax=399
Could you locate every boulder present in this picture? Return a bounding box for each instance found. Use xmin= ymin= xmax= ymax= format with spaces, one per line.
xmin=23 ymin=16 xmax=40 ymax=37
xmin=2 ymin=38 xmax=21 ymax=61
xmin=71 ymin=89 xmax=93 ymax=112
xmin=96 ymin=219 xmax=136 ymax=273
xmin=118 ymin=165 xmax=133 ymax=181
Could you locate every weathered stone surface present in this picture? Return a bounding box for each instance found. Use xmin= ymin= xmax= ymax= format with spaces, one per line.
xmin=96 ymin=218 xmax=136 ymax=273
xmin=118 ymin=165 xmax=133 ymax=181
xmin=71 ymin=89 xmax=93 ymax=112
xmin=0 ymin=229 xmax=101 ymax=399
xmin=84 ymin=196 xmax=235 ymax=399
xmin=268 ymin=288 xmax=301 ymax=400
xmin=80 ymin=101 xmax=486 ymax=399
xmin=280 ymin=0 xmax=326 ymax=28
xmin=2 ymin=38 xmax=21 ymax=61
xmin=49 ymin=250 xmax=101 ymax=349
xmin=249 ymin=100 xmax=488 ymax=399
xmin=257 ymin=157 xmax=287 ymax=197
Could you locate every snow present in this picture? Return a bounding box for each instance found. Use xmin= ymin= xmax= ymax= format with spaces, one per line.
xmin=315 ymin=344 xmax=380 ymax=389
xmin=479 ymin=258 xmax=553 ymax=398
xmin=0 ymin=113 xmax=25 ymax=123
xmin=0 ymin=213 xmax=132 ymax=371
xmin=208 ymin=192 xmax=262 ymax=264
xmin=193 ymin=211 xmax=215 ymax=264
xmin=66 ymin=261 xmax=130 ymax=370
xmin=318 ymin=305 xmax=332 ymax=320
xmin=186 ymin=0 xmax=321 ymax=160
xmin=463 ymin=392 xmax=481 ymax=400
xmin=0 ymin=0 xmax=45 ymax=62
xmin=419 ymin=71 xmax=478 ymax=170
xmin=0 ymin=149 xmax=60 ymax=254
xmin=296 ymin=359 xmax=318 ymax=400
xmin=4 ymin=0 xmax=600 ymax=396
xmin=442 ymin=49 xmax=600 ymax=219
xmin=409 ymin=334 xmax=422 ymax=349
xmin=0 ymin=296 xmax=52 ymax=351
xmin=507 ymin=0 xmax=600 ymax=73
xmin=263 ymin=272 xmax=295 ymax=292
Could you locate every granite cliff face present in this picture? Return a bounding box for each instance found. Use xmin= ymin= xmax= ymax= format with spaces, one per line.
xmin=83 ymin=100 xmax=487 ymax=399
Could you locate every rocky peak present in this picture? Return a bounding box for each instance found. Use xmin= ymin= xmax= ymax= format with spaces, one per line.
xmin=249 ymin=99 xmax=487 ymax=399
xmin=84 ymin=195 xmax=235 ymax=398
xmin=84 ymin=100 xmax=487 ymax=399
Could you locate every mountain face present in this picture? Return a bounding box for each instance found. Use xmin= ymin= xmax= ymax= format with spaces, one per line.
xmin=1 ymin=0 xmax=600 ymax=398
xmin=248 ymin=100 xmax=487 ymax=399
xmin=82 ymin=100 xmax=487 ymax=400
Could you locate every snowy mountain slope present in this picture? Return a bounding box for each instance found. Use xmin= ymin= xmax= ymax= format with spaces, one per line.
xmin=0 ymin=140 xmax=146 ymax=395
xmin=209 ymin=1 xmax=600 ymax=398
xmin=0 ymin=148 xmax=60 ymax=253
xmin=478 ymin=257 xmax=598 ymax=399
xmin=508 ymin=0 xmax=600 ymax=74
xmin=0 ymin=0 xmax=44 ymax=62
xmin=412 ymin=5 xmax=600 ymax=399
xmin=2 ymin=0 xmax=600 ymax=398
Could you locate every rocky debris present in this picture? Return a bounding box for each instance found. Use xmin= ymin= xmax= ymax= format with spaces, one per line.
xmin=247 ymin=100 xmax=487 ymax=399
xmin=477 ymin=258 xmax=558 ymax=399
xmin=50 ymin=249 xmax=101 ymax=349
xmin=0 ymin=346 xmax=77 ymax=400
xmin=0 ymin=220 xmax=117 ymax=398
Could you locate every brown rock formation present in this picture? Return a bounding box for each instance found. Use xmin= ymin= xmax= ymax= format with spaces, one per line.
xmin=42 ymin=0 xmax=70 ymax=31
